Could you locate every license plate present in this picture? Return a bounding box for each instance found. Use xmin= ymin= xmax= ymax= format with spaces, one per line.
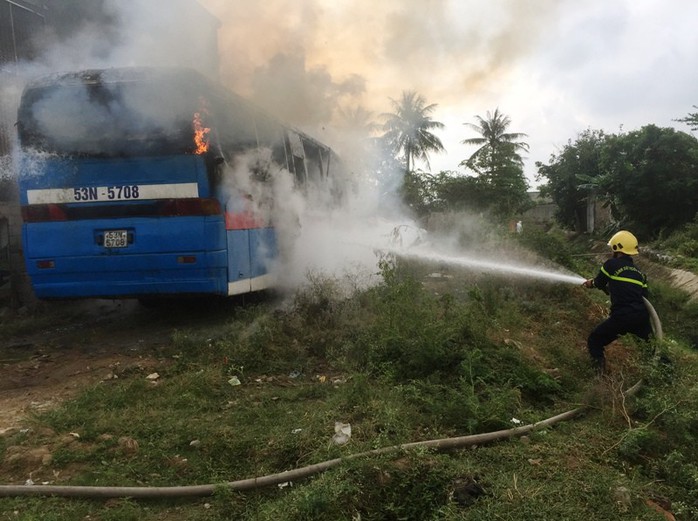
xmin=104 ymin=230 xmax=128 ymax=248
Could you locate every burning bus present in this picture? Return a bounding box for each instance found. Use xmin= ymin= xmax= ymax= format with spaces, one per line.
xmin=16 ymin=66 xmax=343 ymax=300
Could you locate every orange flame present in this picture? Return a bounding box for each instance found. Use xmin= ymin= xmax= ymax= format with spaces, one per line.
xmin=193 ymin=112 xmax=210 ymax=154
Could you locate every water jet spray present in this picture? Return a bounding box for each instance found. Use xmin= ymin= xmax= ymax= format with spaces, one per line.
xmin=391 ymin=247 xmax=586 ymax=285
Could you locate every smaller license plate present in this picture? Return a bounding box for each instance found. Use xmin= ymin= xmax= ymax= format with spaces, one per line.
xmin=104 ymin=230 xmax=128 ymax=248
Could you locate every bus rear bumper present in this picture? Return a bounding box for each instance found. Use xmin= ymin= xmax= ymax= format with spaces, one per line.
xmin=26 ymin=251 xmax=229 ymax=299
xmin=30 ymin=276 xmax=229 ymax=299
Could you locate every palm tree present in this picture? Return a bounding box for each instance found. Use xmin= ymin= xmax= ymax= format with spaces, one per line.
xmin=460 ymin=108 xmax=528 ymax=175
xmin=337 ymin=106 xmax=380 ymax=136
xmin=381 ymin=91 xmax=445 ymax=174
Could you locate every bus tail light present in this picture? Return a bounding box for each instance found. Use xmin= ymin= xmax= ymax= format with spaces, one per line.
xmin=158 ymin=198 xmax=222 ymax=216
xmin=36 ymin=260 xmax=55 ymax=269
xmin=22 ymin=204 xmax=68 ymax=222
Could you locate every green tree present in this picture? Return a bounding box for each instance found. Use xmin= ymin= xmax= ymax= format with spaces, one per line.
xmin=460 ymin=109 xmax=531 ymax=217
xmin=403 ymin=171 xmax=485 ymax=216
xmin=600 ymin=125 xmax=698 ymax=237
xmin=431 ymin=173 xmax=485 ymax=212
xmin=538 ymin=125 xmax=698 ymax=238
xmin=401 ymin=170 xmax=439 ymax=216
xmin=480 ymin=158 xmax=532 ymax=218
xmin=381 ymin=91 xmax=445 ymax=174
xmin=675 ymin=105 xmax=698 ymax=131
xmin=536 ymin=129 xmax=608 ymax=231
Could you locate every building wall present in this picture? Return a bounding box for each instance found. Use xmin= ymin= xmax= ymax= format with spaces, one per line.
xmin=523 ymin=192 xmax=557 ymax=226
xmin=0 ymin=199 xmax=33 ymax=307
xmin=523 ymin=191 xmax=614 ymax=232
xmin=0 ymin=0 xmax=46 ymax=156
xmin=524 ymin=202 xmax=558 ymax=224
xmin=0 ymin=0 xmax=47 ymax=73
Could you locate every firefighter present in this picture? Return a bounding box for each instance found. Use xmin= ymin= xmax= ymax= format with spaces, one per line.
xmin=582 ymin=230 xmax=651 ymax=374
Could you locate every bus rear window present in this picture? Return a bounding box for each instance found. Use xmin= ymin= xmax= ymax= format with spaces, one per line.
xmin=18 ymin=80 xmax=204 ymax=157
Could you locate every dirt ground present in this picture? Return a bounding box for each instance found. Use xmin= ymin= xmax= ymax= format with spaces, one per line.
xmin=0 ymin=300 xmax=175 ymax=436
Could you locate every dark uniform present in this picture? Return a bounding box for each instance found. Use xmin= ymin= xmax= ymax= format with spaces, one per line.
xmin=587 ymin=254 xmax=651 ymax=369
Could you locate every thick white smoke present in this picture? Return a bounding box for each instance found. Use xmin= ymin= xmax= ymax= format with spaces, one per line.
xmin=215 ymin=146 xmax=419 ymax=294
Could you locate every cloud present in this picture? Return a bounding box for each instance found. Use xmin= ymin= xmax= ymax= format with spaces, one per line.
xmin=200 ymin=0 xmax=562 ymax=126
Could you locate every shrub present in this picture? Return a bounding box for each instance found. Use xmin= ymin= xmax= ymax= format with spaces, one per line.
xmin=515 ymin=227 xmax=580 ymax=272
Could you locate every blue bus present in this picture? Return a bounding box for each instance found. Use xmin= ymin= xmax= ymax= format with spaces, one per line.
xmin=16 ymin=67 xmax=343 ymax=300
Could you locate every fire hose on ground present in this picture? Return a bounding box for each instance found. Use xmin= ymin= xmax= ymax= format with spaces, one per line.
xmin=0 ymin=299 xmax=662 ymax=499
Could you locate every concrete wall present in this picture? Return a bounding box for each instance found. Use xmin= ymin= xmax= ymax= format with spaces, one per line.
xmin=587 ymin=195 xmax=613 ymax=233
xmin=523 ymin=192 xmax=556 ymax=227
xmin=524 ymin=192 xmax=614 ymax=232
xmin=524 ymin=202 xmax=558 ymax=225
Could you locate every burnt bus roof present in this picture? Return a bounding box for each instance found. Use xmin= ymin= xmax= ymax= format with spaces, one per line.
xmin=22 ymin=66 xmax=215 ymax=90
xmin=20 ymin=66 xmax=337 ymax=157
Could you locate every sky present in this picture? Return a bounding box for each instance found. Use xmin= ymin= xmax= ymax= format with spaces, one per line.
xmin=197 ymin=0 xmax=698 ymax=187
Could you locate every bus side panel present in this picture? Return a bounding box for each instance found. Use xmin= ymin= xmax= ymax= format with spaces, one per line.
xmin=250 ymin=227 xmax=277 ymax=291
xmin=227 ymin=229 xmax=251 ymax=295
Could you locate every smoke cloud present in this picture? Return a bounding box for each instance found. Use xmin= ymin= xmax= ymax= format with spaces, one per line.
xmin=200 ymin=0 xmax=560 ymax=128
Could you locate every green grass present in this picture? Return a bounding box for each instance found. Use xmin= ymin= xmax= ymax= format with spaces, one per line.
xmin=1 ymin=243 xmax=697 ymax=520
